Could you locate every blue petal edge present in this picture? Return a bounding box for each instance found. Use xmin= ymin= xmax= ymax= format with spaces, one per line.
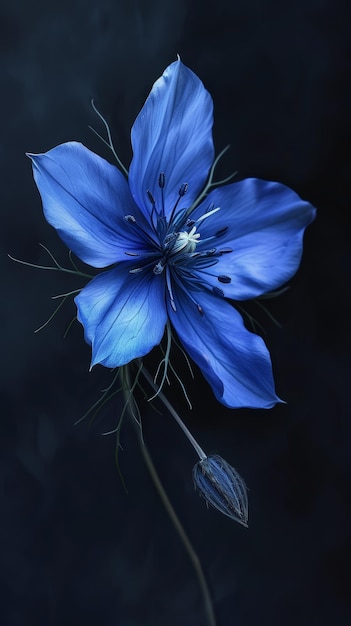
xmin=169 ymin=283 xmax=281 ymax=409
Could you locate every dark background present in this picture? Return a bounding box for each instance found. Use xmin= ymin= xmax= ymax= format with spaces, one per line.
xmin=1 ymin=1 xmax=351 ymax=625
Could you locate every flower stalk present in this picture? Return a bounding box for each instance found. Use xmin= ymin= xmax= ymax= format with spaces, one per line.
xmin=137 ymin=361 xmax=249 ymax=527
xmin=123 ymin=364 xmax=217 ymax=626
xmin=139 ymin=364 xmax=207 ymax=461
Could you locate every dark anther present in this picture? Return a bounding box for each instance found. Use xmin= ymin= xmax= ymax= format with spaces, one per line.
xmin=124 ymin=215 xmax=136 ymax=223
xmin=218 ymin=275 xmax=231 ymax=284
xmin=196 ymin=303 xmax=204 ymax=315
xmin=158 ymin=172 xmax=165 ymax=188
xmin=212 ymin=286 xmax=224 ymax=297
xmin=186 ymin=219 xmax=196 ymax=227
xmin=147 ymin=190 xmax=155 ymax=205
xmin=179 ymin=183 xmax=188 ymax=197
xmin=218 ymin=247 xmax=233 ymax=254
xmin=205 ymin=248 xmax=217 ymax=256
xmin=215 ymin=226 xmax=229 ymax=237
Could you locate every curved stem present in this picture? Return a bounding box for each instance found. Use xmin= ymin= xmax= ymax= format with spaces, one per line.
xmin=124 ymin=365 xmax=216 ymax=626
xmin=140 ymin=365 xmax=207 ymax=461
xmin=137 ymin=432 xmax=216 ymax=626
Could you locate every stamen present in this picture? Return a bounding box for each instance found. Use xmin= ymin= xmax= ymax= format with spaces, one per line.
xmin=158 ymin=172 xmax=166 ymax=217
xmin=171 ymin=208 xmax=188 ymax=231
xmin=171 ymin=271 xmax=205 ymax=317
xmin=169 ymin=183 xmax=189 ymax=223
xmin=165 ymin=267 xmax=176 ymax=311
xmin=191 ymin=248 xmax=217 ymax=259
xmin=147 ymin=190 xmax=155 ymax=205
xmin=163 ymin=232 xmax=178 ymax=248
xmin=124 ymin=214 xmax=159 ymax=248
xmin=181 ymin=255 xmax=219 ymax=269
xmin=153 ymin=258 xmax=167 ymax=275
xmin=129 ymin=255 xmax=167 ymax=274
xmin=218 ymin=247 xmax=233 ymax=254
xmin=129 ymin=267 xmax=144 ymax=273
xmin=179 ymin=183 xmax=188 ymax=197
xmin=212 ymin=286 xmax=224 ymax=297
xmin=218 ymin=275 xmax=231 ymax=284
xmin=215 ymin=226 xmax=229 ymax=237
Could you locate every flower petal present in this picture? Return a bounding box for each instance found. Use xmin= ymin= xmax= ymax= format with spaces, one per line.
xmin=193 ymin=178 xmax=316 ymax=299
xmin=168 ymin=284 xmax=281 ymax=408
xmin=129 ymin=60 xmax=214 ymax=220
xmin=75 ymin=266 xmax=167 ymax=367
xmin=28 ymin=142 xmax=152 ymax=268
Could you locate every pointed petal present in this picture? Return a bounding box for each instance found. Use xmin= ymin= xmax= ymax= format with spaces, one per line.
xmin=193 ymin=178 xmax=316 ymax=299
xmin=28 ymin=142 xmax=151 ymax=268
xmin=75 ymin=266 xmax=167 ymax=367
xmin=168 ymin=285 xmax=280 ymax=408
xmin=129 ymin=60 xmax=214 ymax=220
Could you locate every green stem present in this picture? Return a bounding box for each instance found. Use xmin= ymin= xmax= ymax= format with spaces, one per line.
xmin=124 ymin=365 xmax=216 ymax=626
xmin=137 ymin=433 xmax=217 ymax=626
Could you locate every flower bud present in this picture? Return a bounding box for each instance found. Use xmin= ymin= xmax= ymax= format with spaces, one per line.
xmin=193 ymin=454 xmax=248 ymax=527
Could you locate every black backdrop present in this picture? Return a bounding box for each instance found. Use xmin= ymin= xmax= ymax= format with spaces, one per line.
xmin=1 ymin=1 xmax=351 ymax=625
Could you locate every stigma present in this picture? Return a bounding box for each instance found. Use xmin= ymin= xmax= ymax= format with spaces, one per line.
xmin=170 ymin=226 xmax=200 ymax=255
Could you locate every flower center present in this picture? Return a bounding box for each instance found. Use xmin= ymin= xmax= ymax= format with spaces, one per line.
xmin=146 ymin=179 xmax=203 ymax=274
xmin=171 ymin=227 xmax=201 ymax=255
xmin=124 ymin=175 xmax=232 ymax=312
xmin=153 ymin=224 xmax=201 ymax=275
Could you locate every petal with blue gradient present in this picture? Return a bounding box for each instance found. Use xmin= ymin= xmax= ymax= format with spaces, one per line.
xmin=28 ymin=142 xmax=154 ymax=268
xmin=192 ymin=178 xmax=316 ymax=300
xmin=75 ymin=266 xmax=167 ymax=367
xmin=168 ymin=284 xmax=281 ymax=408
xmin=129 ymin=60 xmax=214 ymax=220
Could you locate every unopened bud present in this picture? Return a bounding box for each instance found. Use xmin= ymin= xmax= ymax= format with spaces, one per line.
xmin=193 ymin=454 xmax=248 ymax=527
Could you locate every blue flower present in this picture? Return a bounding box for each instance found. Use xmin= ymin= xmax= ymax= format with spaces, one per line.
xmin=28 ymin=60 xmax=316 ymax=409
